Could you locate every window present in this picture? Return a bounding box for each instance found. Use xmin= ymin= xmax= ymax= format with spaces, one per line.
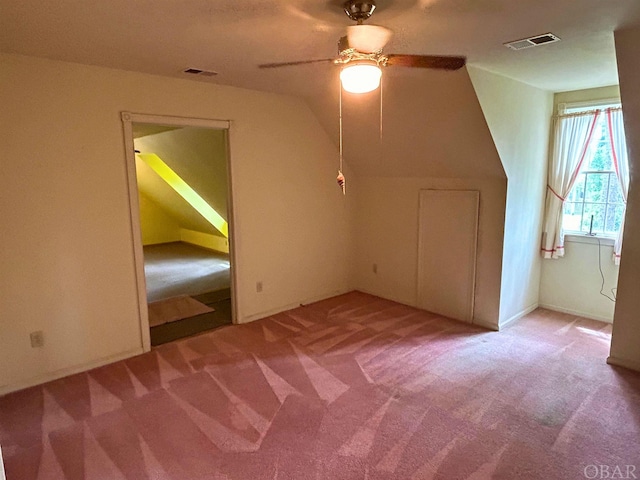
xmin=561 ymin=102 xmax=624 ymax=237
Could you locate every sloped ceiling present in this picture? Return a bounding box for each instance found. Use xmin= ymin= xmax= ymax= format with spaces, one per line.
xmin=134 ymin=127 xmax=229 ymax=237
xmin=135 ymin=157 xmax=217 ymax=235
xmin=1 ymin=0 xmax=640 ymax=95
xmin=307 ymin=66 xmax=504 ymax=178
xmin=132 ymin=124 xmax=181 ymax=139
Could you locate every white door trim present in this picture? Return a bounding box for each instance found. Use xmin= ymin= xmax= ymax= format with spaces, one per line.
xmin=0 ymin=444 xmax=6 ymax=480
xmin=120 ymin=112 xmax=237 ymax=352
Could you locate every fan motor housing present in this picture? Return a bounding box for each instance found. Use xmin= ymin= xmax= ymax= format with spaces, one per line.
xmin=343 ymin=0 xmax=376 ymax=23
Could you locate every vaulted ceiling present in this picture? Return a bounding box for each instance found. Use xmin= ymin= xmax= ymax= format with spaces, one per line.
xmin=2 ymin=0 xmax=640 ymax=97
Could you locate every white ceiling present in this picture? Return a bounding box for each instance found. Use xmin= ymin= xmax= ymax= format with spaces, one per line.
xmin=2 ymin=0 xmax=640 ymax=96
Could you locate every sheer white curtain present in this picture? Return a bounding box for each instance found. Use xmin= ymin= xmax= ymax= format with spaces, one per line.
xmin=607 ymin=108 xmax=629 ymax=265
xmin=541 ymin=110 xmax=600 ymax=258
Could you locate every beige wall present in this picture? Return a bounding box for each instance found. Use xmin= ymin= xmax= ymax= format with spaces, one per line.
xmin=0 ymin=53 xmax=351 ymax=393
xmin=306 ymin=68 xmax=505 ymax=179
xmin=469 ymin=67 xmax=554 ymax=326
xmin=138 ymin=193 xmax=181 ymax=245
xmin=352 ymin=177 xmax=506 ymax=329
xmin=180 ymin=229 xmax=229 ymax=254
xmin=540 ymin=238 xmax=618 ymax=322
xmin=554 ymin=85 xmax=621 ymax=112
xmin=609 ymin=27 xmax=640 ymax=371
xmin=309 ymin=67 xmax=508 ymax=329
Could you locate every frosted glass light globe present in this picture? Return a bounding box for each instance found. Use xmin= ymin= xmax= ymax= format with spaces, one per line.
xmin=340 ymin=63 xmax=382 ymax=94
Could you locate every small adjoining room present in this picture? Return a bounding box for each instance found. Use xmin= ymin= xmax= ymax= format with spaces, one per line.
xmin=1 ymin=1 xmax=640 ymax=479
xmin=133 ymin=124 xmax=233 ymax=345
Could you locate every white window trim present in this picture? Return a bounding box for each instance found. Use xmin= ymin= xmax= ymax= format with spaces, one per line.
xmin=558 ymin=97 xmax=621 ymax=115
xmin=564 ymin=169 xmax=624 ymax=237
xmin=560 ymin=104 xmax=625 ymax=240
xmin=564 ymin=233 xmax=615 ymax=246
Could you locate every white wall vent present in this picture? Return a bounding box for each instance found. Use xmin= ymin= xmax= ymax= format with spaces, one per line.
xmin=504 ymin=33 xmax=560 ymax=50
xmin=183 ymin=68 xmax=218 ymax=77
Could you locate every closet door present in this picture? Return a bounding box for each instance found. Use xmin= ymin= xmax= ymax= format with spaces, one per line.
xmin=417 ymin=190 xmax=479 ymax=322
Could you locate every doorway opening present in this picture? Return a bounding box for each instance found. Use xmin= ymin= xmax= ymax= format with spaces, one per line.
xmin=122 ymin=113 xmax=236 ymax=349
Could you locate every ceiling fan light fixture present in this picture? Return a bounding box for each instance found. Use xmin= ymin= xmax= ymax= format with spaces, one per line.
xmin=346 ymin=25 xmax=392 ymax=53
xmin=340 ymin=61 xmax=382 ymax=94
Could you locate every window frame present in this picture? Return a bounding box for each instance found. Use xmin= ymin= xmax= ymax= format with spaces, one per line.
xmin=558 ymin=99 xmax=624 ymax=240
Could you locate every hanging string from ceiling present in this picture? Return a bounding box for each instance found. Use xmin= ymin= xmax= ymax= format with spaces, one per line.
xmin=379 ymin=74 xmax=383 ymax=140
xmin=337 ymin=76 xmax=346 ymax=195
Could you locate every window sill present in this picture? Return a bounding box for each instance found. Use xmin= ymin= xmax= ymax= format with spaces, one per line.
xmin=564 ymin=233 xmax=615 ymax=246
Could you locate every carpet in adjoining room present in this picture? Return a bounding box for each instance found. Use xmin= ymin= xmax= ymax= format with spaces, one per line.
xmin=143 ymin=242 xmax=230 ymax=303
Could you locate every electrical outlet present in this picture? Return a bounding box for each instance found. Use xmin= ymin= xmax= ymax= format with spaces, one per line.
xmin=256 ymin=281 xmax=263 ymax=293
xmin=373 ymin=263 xmax=378 ymax=274
xmin=30 ymin=331 xmax=44 ymax=348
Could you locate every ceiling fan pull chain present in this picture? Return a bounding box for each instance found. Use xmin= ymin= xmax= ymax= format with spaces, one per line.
xmin=379 ymin=75 xmax=383 ymax=141
xmin=337 ymin=77 xmax=346 ymax=195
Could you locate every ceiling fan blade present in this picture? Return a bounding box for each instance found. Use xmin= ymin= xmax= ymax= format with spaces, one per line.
xmin=386 ymin=54 xmax=466 ymax=70
xmin=258 ymin=58 xmax=335 ymax=69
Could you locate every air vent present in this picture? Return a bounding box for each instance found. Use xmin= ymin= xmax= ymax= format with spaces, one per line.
xmin=504 ymin=33 xmax=560 ymax=51
xmin=183 ymin=68 xmax=218 ymax=77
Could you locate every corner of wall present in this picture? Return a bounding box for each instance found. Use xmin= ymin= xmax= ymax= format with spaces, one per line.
xmin=468 ymin=66 xmax=552 ymax=326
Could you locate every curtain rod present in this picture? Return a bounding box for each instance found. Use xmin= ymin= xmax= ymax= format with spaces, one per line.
xmin=554 ymin=106 xmax=622 ymax=119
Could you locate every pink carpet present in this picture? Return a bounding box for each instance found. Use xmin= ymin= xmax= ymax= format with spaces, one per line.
xmin=1 ymin=291 xmax=639 ymax=479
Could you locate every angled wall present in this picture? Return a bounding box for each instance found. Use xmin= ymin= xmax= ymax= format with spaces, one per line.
xmin=469 ymin=67 xmax=554 ymax=327
xmin=135 ymin=127 xmax=229 ymax=236
xmin=0 ymin=53 xmax=351 ymax=393
xmin=308 ymin=67 xmax=507 ymax=329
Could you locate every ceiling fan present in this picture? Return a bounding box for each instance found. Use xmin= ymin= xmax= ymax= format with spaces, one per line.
xmin=259 ymin=0 xmax=466 ymax=93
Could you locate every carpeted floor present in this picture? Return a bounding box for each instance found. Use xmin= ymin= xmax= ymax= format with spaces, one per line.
xmin=1 ymin=291 xmax=639 ymax=479
xmin=143 ymin=242 xmax=230 ymax=303
xmin=144 ymin=242 xmax=232 ymax=345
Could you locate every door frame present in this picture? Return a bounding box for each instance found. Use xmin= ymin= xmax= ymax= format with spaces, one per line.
xmin=121 ymin=112 xmax=238 ymax=352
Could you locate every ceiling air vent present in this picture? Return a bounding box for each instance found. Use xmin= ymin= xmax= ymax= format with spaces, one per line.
xmin=504 ymin=33 xmax=560 ymax=51
xmin=183 ymin=68 xmax=218 ymax=77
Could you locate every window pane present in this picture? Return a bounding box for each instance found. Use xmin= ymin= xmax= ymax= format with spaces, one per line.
xmin=608 ymin=174 xmax=624 ymax=204
xmin=582 ymin=203 xmax=605 ymax=233
xmin=587 ymin=122 xmax=613 ymax=171
xmin=584 ymin=173 xmax=608 ymax=203
xmin=566 ymin=174 xmax=585 ymax=202
xmin=563 ymin=202 xmax=583 ymax=232
xmin=605 ymin=205 xmax=625 ymax=234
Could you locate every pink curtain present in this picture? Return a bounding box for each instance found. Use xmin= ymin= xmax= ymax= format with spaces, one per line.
xmin=541 ymin=110 xmax=600 ymax=259
xmin=607 ymin=108 xmax=629 ymax=265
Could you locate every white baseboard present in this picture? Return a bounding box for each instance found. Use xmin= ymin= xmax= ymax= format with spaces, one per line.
xmin=238 ymin=288 xmax=353 ymax=324
xmin=472 ymin=318 xmax=499 ymax=331
xmin=499 ymin=303 xmax=539 ymax=329
xmin=352 ymin=287 xmax=416 ymax=309
xmin=180 ymin=229 xmax=229 ymax=254
xmin=0 ymin=347 xmax=144 ymax=396
xmin=538 ymin=303 xmax=613 ymax=323
xmin=355 ymin=288 xmax=500 ymax=331
xmin=607 ymin=355 xmax=640 ymax=373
